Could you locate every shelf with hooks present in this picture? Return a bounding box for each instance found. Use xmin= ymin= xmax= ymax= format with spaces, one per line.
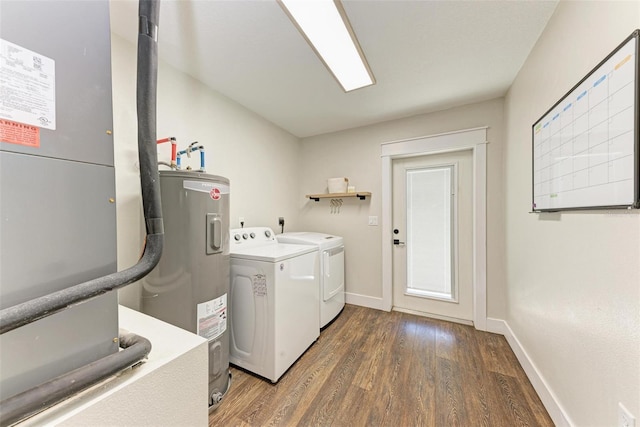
xmin=306 ymin=192 xmax=371 ymax=202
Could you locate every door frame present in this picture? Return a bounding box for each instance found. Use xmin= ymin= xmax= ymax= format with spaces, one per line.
xmin=381 ymin=127 xmax=488 ymax=331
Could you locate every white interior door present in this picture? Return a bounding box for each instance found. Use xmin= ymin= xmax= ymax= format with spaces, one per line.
xmin=392 ymin=150 xmax=473 ymax=323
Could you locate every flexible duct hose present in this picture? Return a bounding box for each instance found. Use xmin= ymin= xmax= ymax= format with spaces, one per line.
xmin=0 ymin=0 xmax=164 ymax=335
xmin=0 ymin=330 xmax=152 ymax=426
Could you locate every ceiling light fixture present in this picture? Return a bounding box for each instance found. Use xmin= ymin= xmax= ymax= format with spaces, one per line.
xmin=278 ymin=0 xmax=375 ymax=92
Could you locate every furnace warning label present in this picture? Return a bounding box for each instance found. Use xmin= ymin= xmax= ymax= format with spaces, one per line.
xmin=252 ymin=274 xmax=267 ymax=297
xmin=0 ymin=118 xmax=39 ymax=147
xmin=0 ymin=38 xmax=56 ymax=130
xmin=197 ymin=294 xmax=227 ymax=341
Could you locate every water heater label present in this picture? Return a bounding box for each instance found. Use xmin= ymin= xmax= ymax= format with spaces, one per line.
xmin=196 ymin=294 xmax=227 ymax=341
xmin=210 ymin=187 xmax=221 ymax=200
xmin=0 ymin=39 xmax=56 ymax=130
xmin=183 ymin=180 xmax=230 ymax=195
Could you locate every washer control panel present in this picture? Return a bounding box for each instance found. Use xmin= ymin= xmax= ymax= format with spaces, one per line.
xmin=230 ymin=227 xmax=276 ymax=246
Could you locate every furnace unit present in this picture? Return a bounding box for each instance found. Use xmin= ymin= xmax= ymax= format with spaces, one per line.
xmin=0 ymin=0 xmax=119 ymax=403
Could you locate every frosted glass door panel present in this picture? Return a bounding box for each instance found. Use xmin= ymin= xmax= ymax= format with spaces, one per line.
xmin=406 ymin=166 xmax=454 ymax=299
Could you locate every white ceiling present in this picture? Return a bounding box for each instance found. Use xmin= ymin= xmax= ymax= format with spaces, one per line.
xmin=110 ymin=0 xmax=558 ymax=138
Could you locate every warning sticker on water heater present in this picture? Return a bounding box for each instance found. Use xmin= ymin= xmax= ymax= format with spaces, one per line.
xmin=196 ymin=294 xmax=227 ymax=341
xmin=0 ymin=39 xmax=56 ymax=130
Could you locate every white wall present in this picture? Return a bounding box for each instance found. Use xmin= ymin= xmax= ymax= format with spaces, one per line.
xmin=110 ymin=34 xmax=301 ymax=309
xmin=504 ymin=2 xmax=640 ymax=425
xmin=298 ymin=98 xmax=506 ymax=318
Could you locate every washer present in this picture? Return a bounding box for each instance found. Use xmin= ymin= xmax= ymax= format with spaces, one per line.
xmin=277 ymin=232 xmax=345 ymax=328
xmin=229 ymin=227 xmax=319 ymax=383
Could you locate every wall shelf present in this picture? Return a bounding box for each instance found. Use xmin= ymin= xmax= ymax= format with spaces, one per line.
xmin=306 ymin=192 xmax=371 ymax=201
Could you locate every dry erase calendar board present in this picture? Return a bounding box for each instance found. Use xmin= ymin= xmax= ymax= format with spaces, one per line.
xmin=532 ymin=30 xmax=639 ymax=212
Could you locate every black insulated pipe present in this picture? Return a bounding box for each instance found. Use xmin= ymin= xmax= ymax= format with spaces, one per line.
xmin=0 ymin=0 xmax=164 ymax=335
xmin=137 ymin=0 xmax=163 ymax=234
xmin=0 ymin=331 xmax=152 ymax=426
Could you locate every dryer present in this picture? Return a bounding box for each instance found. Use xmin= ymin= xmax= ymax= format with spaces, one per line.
xmin=229 ymin=227 xmax=319 ymax=383
xmin=277 ymin=232 xmax=345 ymax=328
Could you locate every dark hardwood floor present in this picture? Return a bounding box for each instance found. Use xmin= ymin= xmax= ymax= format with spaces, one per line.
xmin=211 ymin=304 xmax=553 ymax=426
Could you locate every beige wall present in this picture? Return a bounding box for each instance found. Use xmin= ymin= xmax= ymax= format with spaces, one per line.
xmin=504 ymin=1 xmax=640 ymax=425
xmin=110 ymin=34 xmax=301 ymax=309
xmin=298 ymin=98 xmax=506 ymax=318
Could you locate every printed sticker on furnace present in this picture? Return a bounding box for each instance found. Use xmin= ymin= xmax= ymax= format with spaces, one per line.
xmin=0 ymin=38 xmax=56 ymax=130
xmin=0 ymin=119 xmax=39 ymax=147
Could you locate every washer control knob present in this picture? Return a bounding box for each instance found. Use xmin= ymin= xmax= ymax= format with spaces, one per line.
xmin=234 ymin=234 xmax=240 ymax=241
xmin=264 ymin=230 xmax=272 ymax=238
xmin=250 ymin=232 xmax=256 ymax=239
xmin=242 ymin=233 xmax=248 ymax=240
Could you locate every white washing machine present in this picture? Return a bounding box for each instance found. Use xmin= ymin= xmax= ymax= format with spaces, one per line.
xmin=229 ymin=227 xmax=319 ymax=383
xmin=277 ymin=232 xmax=345 ymax=328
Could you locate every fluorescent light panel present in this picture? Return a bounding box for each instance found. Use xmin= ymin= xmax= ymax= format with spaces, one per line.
xmin=279 ymin=0 xmax=375 ymax=92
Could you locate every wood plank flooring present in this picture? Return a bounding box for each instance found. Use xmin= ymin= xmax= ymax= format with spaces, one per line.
xmin=211 ymin=305 xmax=553 ymax=427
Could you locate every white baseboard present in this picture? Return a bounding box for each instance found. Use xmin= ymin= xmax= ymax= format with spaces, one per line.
xmin=393 ymin=306 xmax=473 ymax=326
xmin=345 ymin=292 xmax=385 ymax=311
xmin=485 ymin=317 xmax=508 ymax=335
xmin=486 ymin=318 xmax=572 ymax=427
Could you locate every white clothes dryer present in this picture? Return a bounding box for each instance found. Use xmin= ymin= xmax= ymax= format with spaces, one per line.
xmin=277 ymin=232 xmax=345 ymax=328
xmin=229 ymin=227 xmax=319 ymax=383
